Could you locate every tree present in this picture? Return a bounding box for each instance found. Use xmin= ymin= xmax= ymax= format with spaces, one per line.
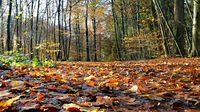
xmin=30 ymin=0 xmax=34 ymax=59
xmin=174 ymin=0 xmax=185 ymax=56
xmin=85 ymin=0 xmax=90 ymax=61
xmin=190 ymin=0 xmax=200 ymax=56
xmin=57 ymin=0 xmax=62 ymax=60
xmin=111 ymin=0 xmax=122 ymax=60
xmin=6 ymin=0 xmax=13 ymax=51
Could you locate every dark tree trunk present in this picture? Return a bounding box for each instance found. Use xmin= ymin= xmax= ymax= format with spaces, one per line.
xmin=174 ymin=0 xmax=185 ymax=56
xmin=30 ymin=0 xmax=34 ymax=59
xmin=111 ymin=0 xmax=122 ymax=60
xmin=6 ymin=0 xmax=13 ymax=51
xmin=85 ymin=0 xmax=90 ymax=61
xmin=57 ymin=0 xmax=62 ymax=60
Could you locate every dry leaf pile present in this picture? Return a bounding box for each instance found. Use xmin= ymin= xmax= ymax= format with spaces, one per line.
xmin=0 ymin=58 xmax=199 ymax=111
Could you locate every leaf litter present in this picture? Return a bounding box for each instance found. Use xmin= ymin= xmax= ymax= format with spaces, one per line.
xmin=0 ymin=58 xmax=199 ymax=111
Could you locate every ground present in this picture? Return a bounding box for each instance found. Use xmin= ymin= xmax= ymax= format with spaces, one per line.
xmin=0 ymin=58 xmax=199 ymax=111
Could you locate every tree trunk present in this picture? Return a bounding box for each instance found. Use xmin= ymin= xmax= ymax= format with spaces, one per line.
xmin=0 ymin=2 xmax=4 ymax=53
xmin=67 ymin=0 xmax=72 ymax=60
xmin=57 ymin=0 xmax=62 ymax=60
xmin=190 ymin=0 xmax=200 ymax=56
xmin=111 ymin=0 xmax=121 ymax=60
xmin=92 ymin=17 xmax=97 ymax=61
xmin=14 ymin=0 xmax=19 ymax=51
xmin=30 ymin=0 xmax=34 ymax=59
xmin=6 ymin=0 xmax=13 ymax=51
xmin=85 ymin=0 xmax=90 ymax=61
xmin=35 ymin=0 xmax=40 ymax=58
xmin=174 ymin=0 xmax=185 ymax=56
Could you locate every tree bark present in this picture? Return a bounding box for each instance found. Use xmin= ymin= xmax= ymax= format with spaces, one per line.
xmin=85 ymin=0 xmax=90 ymax=61
xmin=57 ymin=0 xmax=62 ymax=60
xmin=67 ymin=0 xmax=72 ymax=60
xmin=190 ymin=0 xmax=200 ymax=56
xmin=111 ymin=0 xmax=122 ymax=60
xmin=174 ymin=0 xmax=185 ymax=56
xmin=6 ymin=0 xmax=13 ymax=51
xmin=92 ymin=17 xmax=97 ymax=61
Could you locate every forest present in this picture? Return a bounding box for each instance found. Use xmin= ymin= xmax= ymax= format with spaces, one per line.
xmin=0 ymin=0 xmax=199 ymax=111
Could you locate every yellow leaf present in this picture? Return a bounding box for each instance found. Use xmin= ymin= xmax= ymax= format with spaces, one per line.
xmin=84 ymin=75 xmax=96 ymax=81
xmin=0 ymin=95 xmax=21 ymax=107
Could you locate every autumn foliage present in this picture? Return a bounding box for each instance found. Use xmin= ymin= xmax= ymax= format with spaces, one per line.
xmin=0 ymin=58 xmax=199 ymax=111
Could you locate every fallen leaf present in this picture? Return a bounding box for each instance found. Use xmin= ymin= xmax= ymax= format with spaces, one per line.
xmin=10 ymin=80 xmax=24 ymax=88
xmin=87 ymin=81 xmax=95 ymax=87
xmin=84 ymin=75 xmax=96 ymax=81
xmin=37 ymin=93 xmax=44 ymax=100
xmin=0 ymin=95 xmax=21 ymax=107
xmin=62 ymin=103 xmax=81 ymax=112
xmin=0 ymin=90 xmax=11 ymax=97
xmin=129 ymin=85 xmax=138 ymax=93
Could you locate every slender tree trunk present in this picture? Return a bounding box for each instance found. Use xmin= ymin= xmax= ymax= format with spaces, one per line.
xmin=30 ymin=0 xmax=34 ymax=59
xmin=121 ymin=0 xmax=125 ymax=38
xmin=6 ymin=0 xmax=13 ymax=51
xmin=190 ymin=0 xmax=200 ymax=56
xmin=57 ymin=0 xmax=62 ymax=60
xmin=92 ymin=17 xmax=97 ymax=61
xmin=35 ymin=0 xmax=40 ymax=57
xmin=60 ymin=0 xmax=65 ymax=60
xmin=85 ymin=0 xmax=90 ymax=61
xmin=19 ymin=0 xmax=22 ymax=50
xmin=76 ymin=15 xmax=81 ymax=61
xmin=152 ymin=0 xmax=170 ymax=57
xmin=53 ymin=12 xmax=57 ymax=60
xmin=136 ymin=0 xmax=140 ymax=34
xmin=67 ymin=0 xmax=72 ymax=60
xmin=15 ymin=0 xmax=19 ymax=51
xmin=0 ymin=2 xmax=4 ymax=53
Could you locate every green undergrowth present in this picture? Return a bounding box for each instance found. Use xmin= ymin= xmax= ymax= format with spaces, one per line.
xmin=0 ymin=51 xmax=54 ymax=67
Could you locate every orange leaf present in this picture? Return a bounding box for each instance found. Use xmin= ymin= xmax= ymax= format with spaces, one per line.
xmin=175 ymin=86 xmax=182 ymax=91
xmin=109 ymin=79 xmax=119 ymax=85
xmin=48 ymin=85 xmax=57 ymax=90
xmin=37 ymin=93 xmax=44 ymax=100
xmin=87 ymin=81 xmax=95 ymax=87
xmin=30 ymin=92 xmax=36 ymax=98
xmin=140 ymin=76 xmax=150 ymax=81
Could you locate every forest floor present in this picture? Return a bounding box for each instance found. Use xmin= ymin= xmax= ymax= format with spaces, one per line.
xmin=0 ymin=58 xmax=199 ymax=112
